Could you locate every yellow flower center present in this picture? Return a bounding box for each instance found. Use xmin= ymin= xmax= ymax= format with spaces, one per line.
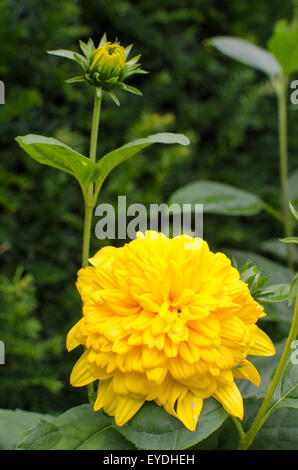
xmin=91 ymin=42 xmax=126 ymax=72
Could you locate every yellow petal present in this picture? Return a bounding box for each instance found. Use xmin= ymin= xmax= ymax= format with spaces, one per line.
xmin=188 ymin=328 xmax=213 ymax=347
xmin=96 ymin=379 xmax=126 ymax=417
xmin=112 ymin=337 xmax=131 ymax=354
xmin=195 ymin=314 xmax=221 ymax=339
xmin=70 ymin=350 xmax=96 ymax=387
xmin=132 ymin=309 xmax=154 ymax=331
xmin=220 ymin=317 xmax=247 ymax=343
xmin=94 ymin=379 xmax=112 ymax=411
xmin=124 ymin=372 xmax=150 ymax=395
xmin=99 ymin=289 xmax=140 ymax=315
xmin=136 ymin=293 xmax=160 ymax=312
xmin=178 ymin=341 xmax=196 ymax=364
xmin=118 ymin=348 xmax=144 ymax=373
xmin=146 ymin=366 xmax=167 ymax=383
xmin=172 ymin=289 xmax=195 ymax=308
xmin=215 ymin=346 xmax=235 ymax=369
xmin=151 ymin=314 xmax=166 ymax=336
xmin=248 ymin=325 xmax=275 ymax=356
xmin=232 ymin=360 xmax=260 ymax=387
xmin=213 ymin=381 xmax=243 ymax=419
xmin=115 ymin=396 xmax=145 ymax=427
xmin=176 ymin=392 xmax=203 ymax=432
xmin=163 ymin=381 xmax=187 ymax=416
xmin=144 ymin=230 xmax=167 ymax=240
xmin=168 ymin=356 xmax=197 ymax=380
xmin=66 ymin=319 xmax=84 ymax=351
xmin=142 ymin=347 xmax=166 ymax=369
xmin=88 ymin=246 xmax=118 ymax=267
xmin=216 ymin=369 xmax=234 ymax=385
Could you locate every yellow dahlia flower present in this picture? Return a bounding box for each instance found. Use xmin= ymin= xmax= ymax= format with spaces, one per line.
xmin=67 ymin=232 xmax=275 ymax=432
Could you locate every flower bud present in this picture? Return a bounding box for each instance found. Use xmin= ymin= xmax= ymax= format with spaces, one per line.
xmin=90 ymin=42 xmax=126 ymax=77
xmin=48 ymin=34 xmax=147 ymax=104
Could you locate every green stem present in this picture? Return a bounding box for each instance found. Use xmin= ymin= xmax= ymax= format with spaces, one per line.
xmin=232 ymin=417 xmax=246 ymax=446
xmin=277 ymin=74 xmax=294 ymax=271
xmin=89 ymin=89 xmax=102 ymax=164
xmin=239 ymin=295 xmax=298 ymax=450
xmin=82 ymin=204 xmax=93 ymax=269
xmin=82 ymin=203 xmax=95 ymax=403
xmin=82 ymin=89 xmax=102 ymax=269
xmin=81 ymin=89 xmax=102 ymax=403
xmin=262 ymin=202 xmax=284 ymax=224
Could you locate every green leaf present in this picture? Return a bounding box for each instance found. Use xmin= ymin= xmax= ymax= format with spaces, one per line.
xmin=223 ymin=249 xmax=293 ymax=323
xmin=268 ymin=21 xmax=298 ymax=74
xmin=0 ymin=409 xmax=53 ymax=450
xmin=240 ymin=263 xmax=268 ymax=285
xmin=275 ymin=361 xmax=298 ymax=410
xmin=95 ymin=133 xmax=190 ymax=195
xmin=249 ymin=408 xmax=298 ymax=450
xmin=208 ymin=36 xmax=281 ymax=77
xmin=120 ymin=83 xmax=143 ymax=96
xmin=98 ymin=33 xmax=107 ymax=48
xmin=115 ymin=399 xmax=228 ymax=450
xmin=124 ymin=43 xmax=133 ymax=58
xmin=15 ymin=134 xmax=100 ymax=198
xmin=17 ymin=404 xmax=135 ymax=450
xmin=65 ymin=76 xmax=86 ymax=84
xmin=73 ymin=52 xmax=88 ymax=72
xmin=261 ymin=238 xmax=298 ymax=263
xmin=257 ymin=283 xmax=290 ymax=303
xmin=17 ymin=419 xmax=60 ymax=450
xmin=210 ymin=399 xmax=298 ymax=450
xmin=47 ymin=49 xmax=88 ymax=69
xmin=239 ymin=263 xmax=270 ymax=301
xmin=288 ymin=170 xmax=298 ymax=207
xmin=87 ymin=38 xmax=95 ymax=51
xmin=280 ymin=237 xmax=298 ymax=244
xmin=288 ymin=272 xmax=298 ymax=306
xmin=289 ymin=201 xmax=298 ymax=222
xmin=168 ymin=180 xmax=264 ymax=216
xmin=225 ymin=249 xmax=293 ymax=285
xmin=106 ymin=91 xmax=120 ymax=106
xmin=79 ymin=40 xmax=93 ymax=59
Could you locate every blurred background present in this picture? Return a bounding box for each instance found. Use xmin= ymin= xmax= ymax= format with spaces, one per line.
xmin=0 ymin=0 xmax=297 ymax=414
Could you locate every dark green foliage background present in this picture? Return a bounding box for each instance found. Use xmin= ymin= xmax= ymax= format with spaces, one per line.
xmin=0 ymin=0 xmax=296 ymax=413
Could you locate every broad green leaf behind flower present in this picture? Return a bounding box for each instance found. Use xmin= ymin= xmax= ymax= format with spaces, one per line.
xmin=207 ymin=36 xmax=281 ymax=77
